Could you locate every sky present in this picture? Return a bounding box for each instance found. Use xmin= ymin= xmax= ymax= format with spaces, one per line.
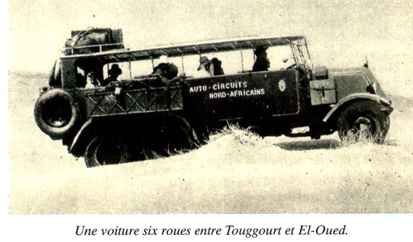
xmin=8 ymin=0 xmax=413 ymax=92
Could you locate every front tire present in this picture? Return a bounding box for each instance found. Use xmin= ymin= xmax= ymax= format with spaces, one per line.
xmin=337 ymin=100 xmax=390 ymax=144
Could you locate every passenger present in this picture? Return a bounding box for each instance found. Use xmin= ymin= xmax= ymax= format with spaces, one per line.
xmin=85 ymin=71 xmax=100 ymax=88
xmin=252 ymin=46 xmax=270 ymax=72
xmin=193 ymin=56 xmax=213 ymax=78
xmin=281 ymin=56 xmax=296 ymax=70
xmin=152 ymin=55 xmax=178 ymax=84
xmin=211 ymin=57 xmax=224 ymax=75
xmin=101 ymin=64 xmax=122 ymax=86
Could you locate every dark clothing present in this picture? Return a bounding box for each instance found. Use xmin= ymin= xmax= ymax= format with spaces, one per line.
xmin=153 ymin=63 xmax=178 ymax=80
xmin=101 ymin=64 xmax=122 ymax=86
xmin=252 ymin=57 xmax=270 ymax=72
xmin=211 ymin=58 xmax=224 ymax=75
xmin=101 ymin=76 xmax=117 ymax=86
xmin=252 ymin=46 xmax=270 ymax=72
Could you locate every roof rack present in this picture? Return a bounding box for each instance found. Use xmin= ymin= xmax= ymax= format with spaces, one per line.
xmin=63 ymin=42 xmax=125 ymax=55
xmin=61 ymin=35 xmax=307 ymax=63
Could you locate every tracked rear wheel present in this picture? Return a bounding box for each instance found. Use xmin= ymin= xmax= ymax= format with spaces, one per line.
xmin=83 ymin=116 xmax=201 ymax=167
xmin=84 ymin=136 xmax=128 ymax=168
xmin=161 ymin=116 xmax=200 ymax=153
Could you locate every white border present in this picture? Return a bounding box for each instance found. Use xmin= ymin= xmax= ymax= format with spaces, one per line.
xmin=2 ymin=1 xmax=413 ymax=241
xmin=3 ymin=214 xmax=413 ymax=241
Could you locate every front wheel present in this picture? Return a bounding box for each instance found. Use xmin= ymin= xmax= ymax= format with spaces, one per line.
xmin=84 ymin=136 xmax=128 ymax=168
xmin=337 ymin=100 xmax=390 ymax=144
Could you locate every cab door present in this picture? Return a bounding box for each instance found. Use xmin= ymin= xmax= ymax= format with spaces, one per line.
xmin=263 ymin=69 xmax=300 ymax=116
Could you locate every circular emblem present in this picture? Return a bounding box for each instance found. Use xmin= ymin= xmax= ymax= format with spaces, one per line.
xmin=278 ymin=79 xmax=286 ymax=92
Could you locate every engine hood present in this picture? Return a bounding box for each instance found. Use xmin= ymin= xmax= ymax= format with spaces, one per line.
xmin=328 ymin=67 xmax=389 ymax=101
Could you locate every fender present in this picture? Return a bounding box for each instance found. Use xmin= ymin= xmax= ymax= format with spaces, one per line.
xmin=69 ymin=118 xmax=95 ymax=156
xmin=322 ymin=93 xmax=393 ymax=123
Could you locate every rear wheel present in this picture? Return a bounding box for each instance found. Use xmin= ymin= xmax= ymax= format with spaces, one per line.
xmin=84 ymin=136 xmax=128 ymax=168
xmin=83 ymin=116 xmax=200 ymax=167
xmin=337 ymin=100 xmax=390 ymax=144
xmin=157 ymin=116 xmax=200 ymax=155
xmin=173 ymin=116 xmax=199 ymax=150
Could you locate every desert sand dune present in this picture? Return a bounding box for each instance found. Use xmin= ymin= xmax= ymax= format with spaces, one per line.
xmin=8 ymin=72 xmax=413 ymax=213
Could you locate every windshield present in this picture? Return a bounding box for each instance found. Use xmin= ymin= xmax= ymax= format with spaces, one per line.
xmin=290 ymin=40 xmax=312 ymax=69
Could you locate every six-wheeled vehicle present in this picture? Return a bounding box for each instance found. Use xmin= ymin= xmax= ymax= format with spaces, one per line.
xmin=34 ymin=28 xmax=393 ymax=167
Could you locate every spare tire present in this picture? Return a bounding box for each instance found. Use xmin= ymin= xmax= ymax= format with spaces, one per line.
xmin=34 ymin=88 xmax=80 ymax=139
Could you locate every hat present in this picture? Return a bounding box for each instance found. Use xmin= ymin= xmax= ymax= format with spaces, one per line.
xmin=197 ymin=56 xmax=210 ymax=70
xmin=254 ymin=46 xmax=268 ymax=55
xmin=211 ymin=57 xmax=222 ymax=65
xmin=108 ymin=64 xmax=122 ymax=76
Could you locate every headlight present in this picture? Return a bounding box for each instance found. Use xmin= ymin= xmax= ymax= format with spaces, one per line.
xmin=366 ymin=82 xmax=376 ymax=94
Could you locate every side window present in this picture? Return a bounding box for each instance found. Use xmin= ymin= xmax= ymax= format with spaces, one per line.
xmin=212 ymin=50 xmax=252 ymax=74
xmin=296 ymin=44 xmax=312 ymax=68
xmin=241 ymin=50 xmax=254 ymax=72
xmin=130 ymin=60 xmax=153 ymax=78
xmin=182 ymin=50 xmax=254 ymax=77
xmin=102 ymin=58 xmax=184 ymax=80
xmin=182 ymin=54 xmax=202 ymax=76
xmin=266 ymin=46 xmax=295 ymax=71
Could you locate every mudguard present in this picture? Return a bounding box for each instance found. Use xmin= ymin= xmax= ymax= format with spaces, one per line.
xmin=69 ymin=119 xmax=95 ymax=157
xmin=322 ymin=93 xmax=393 ymax=123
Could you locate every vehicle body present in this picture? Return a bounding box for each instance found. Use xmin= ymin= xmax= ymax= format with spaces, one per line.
xmin=34 ymin=28 xmax=393 ymax=167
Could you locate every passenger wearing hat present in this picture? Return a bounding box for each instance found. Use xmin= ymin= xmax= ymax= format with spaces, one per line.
xmin=252 ymin=46 xmax=270 ymax=72
xmin=211 ymin=57 xmax=224 ymax=75
xmin=101 ymin=64 xmax=122 ymax=86
xmin=194 ymin=56 xmax=213 ymax=78
xmin=152 ymin=55 xmax=178 ymax=85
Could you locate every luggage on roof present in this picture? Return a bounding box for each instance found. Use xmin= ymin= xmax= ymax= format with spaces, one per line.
xmin=64 ymin=28 xmax=124 ymax=55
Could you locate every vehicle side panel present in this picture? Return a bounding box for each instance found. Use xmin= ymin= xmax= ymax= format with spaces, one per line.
xmin=184 ymin=70 xmax=300 ymax=122
xmin=80 ymin=86 xmax=184 ymax=118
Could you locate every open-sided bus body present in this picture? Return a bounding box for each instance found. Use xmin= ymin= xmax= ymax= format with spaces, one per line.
xmin=34 ymin=28 xmax=393 ymax=167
